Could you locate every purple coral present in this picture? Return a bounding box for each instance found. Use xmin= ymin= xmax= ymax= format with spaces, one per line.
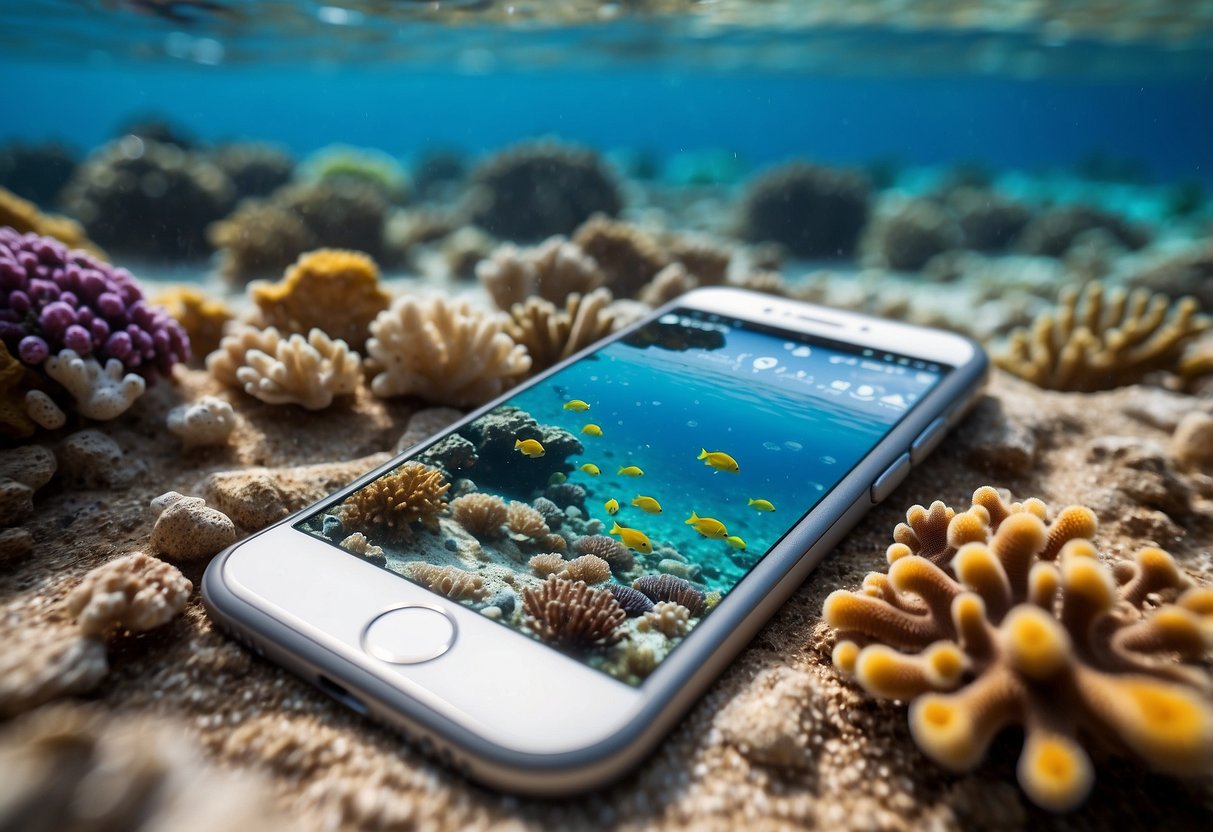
xmin=0 ymin=228 xmax=189 ymax=380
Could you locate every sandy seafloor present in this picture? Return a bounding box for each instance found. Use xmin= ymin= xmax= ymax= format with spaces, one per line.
xmin=3 ymin=348 xmax=1212 ymax=829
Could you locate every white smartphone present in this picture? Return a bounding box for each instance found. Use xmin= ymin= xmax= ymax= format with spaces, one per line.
xmin=202 ymin=286 xmax=987 ymax=794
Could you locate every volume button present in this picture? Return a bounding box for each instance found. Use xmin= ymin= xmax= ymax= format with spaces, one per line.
xmin=870 ymin=452 xmax=912 ymax=504
xmin=910 ymin=416 xmax=949 ymax=465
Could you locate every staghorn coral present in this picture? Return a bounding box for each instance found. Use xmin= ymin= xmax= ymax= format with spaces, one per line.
xmin=824 ymin=486 xmax=1213 ymax=812
xmin=339 ymin=461 xmax=449 ymax=542
xmin=559 ymin=554 xmax=612 ymax=584
xmin=149 ymin=491 xmax=238 ymax=562
xmin=154 ymin=286 xmax=234 ymax=360
xmin=0 ymin=629 xmax=108 ymax=718
xmin=996 ymin=282 xmax=1210 ymax=392
xmin=250 ymin=248 xmax=390 ymax=350
xmin=860 ymin=197 xmax=961 ymax=272
xmin=210 ymin=326 xmax=361 ymax=410
xmin=1 ymin=228 xmax=190 ymax=380
xmin=607 ymin=583 xmax=654 ymax=616
xmin=633 ymin=573 xmax=706 ymax=617
xmin=0 ymin=186 xmax=100 ymax=256
xmin=737 ymin=162 xmax=870 ymax=259
xmin=466 ymin=141 xmax=623 ymax=241
xmin=504 ymin=288 xmax=618 ymax=374
xmin=208 ymin=197 xmax=318 ymax=283
xmin=44 ymin=349 xmax=145 ymax=421
xmin=166 ymin=395 xmax=237 ymax=448
xmin=367 ymin=295 xmax=530 ymax=407
xmin=572 ymin=216 xmax=668 ymax=298
xmin=403 ymin=562 xmax=489 ymax=602
xmin=67 ymin=551 xmax=192 ymax=637
xmin=477 ymin=236 xmax=604 ymax=311
xmin=575 ymin=534 xmax=635 ymax=574
xmin=449 ymin=492 xmax=508 ymax=540
xmin=637 ymin=601 xmax=691 ymax=639
xmin=522 ymin=576 xmax=626 ymax=650
xmin=506 ymin=500 xmax=550 ymax=541
xmin=529 ymin=553 xmax=567 ymax=577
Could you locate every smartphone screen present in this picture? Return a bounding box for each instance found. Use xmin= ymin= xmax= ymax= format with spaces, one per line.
xmin=296 ymin=308 xmax=948 ymax=685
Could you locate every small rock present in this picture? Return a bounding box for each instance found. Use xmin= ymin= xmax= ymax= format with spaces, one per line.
xmin=24 ymin=390 xmax=65 ymax=430
xmin=956 ymin=394 xmax=1037 ymax=475
xmin=1172 ymin=411 xmax=1213 ymax=472
xmin=166 ymin=395 xmax=237 ymax=448
xmin=150 ymin=492 xmax=238 ymax=562
xmin=58 ymin=429 xmax=141 ymax=489
xmin=0 ymin=527 xmax=34 ymax=562
xmin=0 ymin=479 xmax=35 ymax=526
xmin=1087 ymin=435 xmax=1190 ymax=517
xmin=0 ymin=630 xmax=108 ymax=718
xmin=0 ymin=445 xmax=56 ymax=491
xmin=395 ymin=407 xmax=465 ymax=453
xmin=1121 ymin=387 xmax=1207 ymax=432
xmin=715 ymin=665 xmax=820 ymax=769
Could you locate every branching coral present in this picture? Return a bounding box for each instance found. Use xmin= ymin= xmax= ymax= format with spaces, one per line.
xmin=449 ymin=492 xmax=508 ymax=540
xmin=504 ymin=288 xmax=618 ymax=374
xmin=67 ymin=552 xmax=193 ymax=637
xmin=209 ymin=326 xmax=361 ymax=410
xmin=153 ymin=285 xmax=234 ymax=360
xmin=366 ymin=295 xmax=530 ymax=407
xmin=995 ymin=282 xmax=1210 ymax=391
xmin=477 ymin=236 xmax=604 ymax=311
xmin=633 ymin=574 xmax=706 ymax=617
xmin=403 ymin=562 xmax=488 ymax=602
xmin=338 ymin=461 xmax=450 ymax=542
xmin=572 ymin=216 xmax=668 ymax=298
xmin=522 ymin=576 xmax=627 ymax=650
xmin=44 ymin=349 xmax=146 ymax=421
xmin=250 ymin=248 xmax=390 ymax=350
xmin=737 ymin=162 xmax=870 ymax=258
xmin=823 ymin=486 xmax=1213 ymax=812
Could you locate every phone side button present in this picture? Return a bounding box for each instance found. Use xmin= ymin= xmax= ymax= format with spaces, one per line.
xmin=870 ymin=452 xmax=912 ymax=504
xmin=910 ymin=416 xmax=948 ymax=465
xmin=362 ymin=605 xmax=457 ymax=665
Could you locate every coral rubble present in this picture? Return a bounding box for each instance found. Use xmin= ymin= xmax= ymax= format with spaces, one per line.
xmin=67 ymin=551 xmax=193 ymax=637
xmin=0 ymin=630 xmax=108 ymax=719
xmin=149 ymin=491 xmax=238 ymax=562
xmin=824 ymin=487 xmax=1213 ymax=811
xmin=166 ymin=395 xmax=237 ymax=448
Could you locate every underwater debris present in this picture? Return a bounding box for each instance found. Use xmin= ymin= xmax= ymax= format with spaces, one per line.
xmin=403 ymin=562 xmax=489 ymax=602
xmin=522 ymin=576 xmax=627 ymax=650
xmin=44 ymin=349 xmax=145 ymax=421
xmin=67 ymin=551 xmax=192 ymax=637
xmin=575 ymin=534 xmax=635 ymax=574
xmin=477 ymin=236 xmax=604 ymax=310
xmin=0 ymin=186 xmax=101 ymax=256
xmin=606 ymin=583 xmax=654 ymax=616
xmin=737 ymin=161 xmax=870 ymax=258
xmin=300 ymin=144 xmax=409 ymax=203
xmin=0 ymin=630 xmax=108 ymax=719
xmin=633 ymin=573 xmax=706 ymax=617
xmin=528 ymin=552 xmax=567 ymax=577
xmin=367 ymin=295 xmax=530 ymax=407
xmin=338 ymin=461 xmax=449 ymax=543
xmin=860 ymin=197 xmax=961 ymax=272
xmin=506 ymin=500 xmax=551 ymax=541
xmin=149 ymin=491 xmax=238 ymax=562
xmin=559 ymin=554 xmax=612 ymax=584
xmin=449 ymin=492 xmax=509 ymax=540
xmin=995 ymin=282 xmax=1210 ymax=391
xmin=637 ymin=601 xmax=691 ymax=639
xmin=154 ymin=285 xmax=234 ymax=360
xmin=166 ymin=395 xmax=237 ymax=448
xmin=466 ymin=140 xmax=623 ymax=241
xmin=572 ymin=216 xmax=668 ymax=298
xmin=1018 ymin=204 xmax=1149 ymax=258
xmin=211 ymin=142 xmax=294 ymax=200
xmin=57 ymin=429 xmax=139 ymax=489
xmin=824 ymin=486 xmax=1213 ymax=812
xmin=208 ymin=196 xmax=318 ymax=283
xmin=504 ymin=288 xmax=618 ymax=375
xmin=945 ymin=187 xmax=1031 ymax=252
xmin=209 ymin=326 xmax=361 ymax=410
xmin=251 ymin=248 xmax=390 ymax=351
xmin=0 ymin=228 xmax=190 ymax=381
xmin=61 ymin=136 xmax=236 ymax=258
xmin=339 ymin=532 xmax=385 ymax=567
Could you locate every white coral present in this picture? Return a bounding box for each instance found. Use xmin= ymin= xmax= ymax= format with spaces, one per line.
xmin=367 ymin=295 xmax=531 ymax=407
xmin=211 ymin=326 xmax=361 ymax=410
xmin=43 ymin=349 xmax=145 ymax=421
xmin=24 ymin=390 xmax=65 ymax=430
xmin=166 ymin=396 xmax=237 ymax=448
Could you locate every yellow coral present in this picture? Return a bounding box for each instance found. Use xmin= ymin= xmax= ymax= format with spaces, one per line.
xmin=824 ymin=486 xmax=1213 ymax=812
xmin=0 ymin=186 xmax=103 ymax=257
xmin=449 ymin=492 xmax=508 ymax=540
xmin=504 ymin=288 xmax=618 ymax=374
xmin=250 ymin=249 xmax=389 ymax=350
xmin=338 ymin=462 xmax=449 ymax=542
xmin=154 ymin=286 xmax=234 ymax=359
xmin=996 ymin=282 xmax=1210 ymax=391
xmin=0 ymin=342 xmax=37 ymax=439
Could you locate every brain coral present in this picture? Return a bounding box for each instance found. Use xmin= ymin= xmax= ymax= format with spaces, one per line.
xmin=466 ymin=140 xmax=623 ymax=241
xmin=737 ymin=162 xmax=870 ymax=259
xmin=0 ymin=228 xmax=190 ymax=381
xmin=338 ymin=461 xmax=450 ymax=542
xmin=477 ymin=236 xmax=604 ymax=311
xmin=996 ymin=282 xmax=1210 ymax=391
xmin=824 ymin=486 xmax=1213 ymax=812
xmin=251 ymin=248 xmax=389 ymax=350
xmin=367 ymin=295 xmax=530 ymax=407
xmin=504 ymin=288 xmax=618 ymax=375
xmin=61 ymin=136 xmax=236 ymax=258
xmin=522 ymin=576 xmax=627 ymax=650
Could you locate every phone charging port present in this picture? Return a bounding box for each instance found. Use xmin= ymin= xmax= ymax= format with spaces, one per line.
xmin=316 ymin=674 xmax=369 ymax=716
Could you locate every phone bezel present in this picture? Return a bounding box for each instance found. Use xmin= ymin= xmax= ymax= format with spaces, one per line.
xmin=202 ymin=286 xmax=987 ymax=794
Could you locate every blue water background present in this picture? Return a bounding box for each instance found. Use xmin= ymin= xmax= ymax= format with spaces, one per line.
xmin=3 ymin=61 xmax=1211 ymax=185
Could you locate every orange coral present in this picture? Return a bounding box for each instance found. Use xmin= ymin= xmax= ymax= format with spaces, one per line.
xmin=338 ymin=462 xmax=449 ymax=542
xmin=154 ymin=286 xmax=234 ymax=360
xmin=250 ymin=249 xmax=389 ymax=350
xmin=0 ymin=186 xmax=103 ymax=257
xmin=1 ymin=342 xmax=37 ymax=439
xmin=449 ymin=492 xmax=508 ymax=540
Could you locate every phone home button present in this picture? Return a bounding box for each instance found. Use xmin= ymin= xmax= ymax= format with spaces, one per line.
xmin=361 ymin=605 xmax=456 ymax=664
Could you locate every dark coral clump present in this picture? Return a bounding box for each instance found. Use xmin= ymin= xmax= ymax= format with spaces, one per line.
xmin=633 ymin=574 xmax=706 ymax=617
xmin=531 ymin=497 xmax=564 ymax=530
xmin=0 ymin=228 xmax=190 ymax=380
xmin=461 ymin=406 xmax=583 ymax=498
xmin=211 ymin=143 xmax=294 ymax=199
xmin=544 ymin=482 xmax=587 ymax=511
xmin=945 ymin=187 xmax=1031 ymax=252
xmin=737 ymin=162 xmax=870 ymax=259
xmin=466 ymin=141 xmax=623 ymax=242
xmin=860 ymin=198 xmax=961 ymax=272
xmin=572 ymin=216 xmax=667 ymax=298
xmin=607 ymin=583 xmax=654 ymax=617
xmin=61 ymin=136 xmax=236 ymax=259
xmin=575 ymin=534 xmax=634 ymax=574
xmin=0 ymin=142 xmax=77 ymax=209
xmin=1018 ymin=204 xmax=1149 ymax=258
xmin=522 ymin=576 xmax=626 ymax=650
